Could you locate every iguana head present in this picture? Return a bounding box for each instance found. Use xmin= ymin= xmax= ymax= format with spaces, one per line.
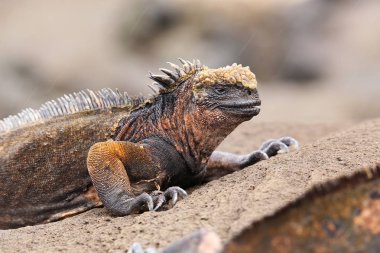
xmin=190 ymin=63 xmax=260 ymax=120
xmin=149 ymin=59 xmax=260 ymax=123
xmin=148 ymin=59 xmax=261 ymax=158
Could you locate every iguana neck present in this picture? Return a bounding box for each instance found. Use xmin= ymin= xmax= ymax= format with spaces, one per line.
xmin=114 ymin=87 xmax=242 ymax=173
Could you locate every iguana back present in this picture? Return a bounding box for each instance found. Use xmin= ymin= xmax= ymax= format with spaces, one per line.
xmin=0 ymin=89 xmax=139 ymax=229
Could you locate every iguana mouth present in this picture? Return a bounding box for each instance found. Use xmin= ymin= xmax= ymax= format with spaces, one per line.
xmin=219 ymin=100 xmax=261 ymax=116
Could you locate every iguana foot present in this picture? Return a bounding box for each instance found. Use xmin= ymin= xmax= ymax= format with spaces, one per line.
xmin=240 ymin=137 xmax=299 ymax=167
xmin=109 ymin=192 xmax=154 ymax=215
xmin=260 ymin=136 xmax=299 ymax=157
xmin=204 ymin=136 xmax=299 ymax=182
xmin=151 ymin=187 xmax=188 ymax=211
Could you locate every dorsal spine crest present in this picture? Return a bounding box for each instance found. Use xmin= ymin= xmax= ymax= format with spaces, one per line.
xmin=0 ymin=88 xmax=136 ymax=133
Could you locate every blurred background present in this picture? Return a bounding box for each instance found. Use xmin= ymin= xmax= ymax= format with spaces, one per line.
xmin=0 ymin=0 xmax=379 ymax=123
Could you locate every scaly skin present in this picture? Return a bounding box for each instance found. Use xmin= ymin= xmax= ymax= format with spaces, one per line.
xmin=0 ymin=59 xmax=298 ymax=229
xmin=0 ymin=109 xmax=127 ymax=229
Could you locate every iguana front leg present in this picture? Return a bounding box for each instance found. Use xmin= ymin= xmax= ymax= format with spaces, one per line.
xmin=204 ymin=137 xmax=299 ymax=182
xmin=87 ymin=141 xmax=186 ymax=215
xmin=87 ymin=141 xmax=158 ymax=215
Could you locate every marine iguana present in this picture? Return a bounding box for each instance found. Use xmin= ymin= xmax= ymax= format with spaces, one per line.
xmin=0 ymin=59 xmax=298 ymax=229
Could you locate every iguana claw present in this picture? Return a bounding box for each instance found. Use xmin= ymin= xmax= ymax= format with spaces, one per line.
xmin=120 ymin=192 xmax=154 ymax=214
xmin=150 ymin=191 xmax=166 ymax=211
xmin=165 ymin=186 xmax=188 ymax=205
xmin=151 ymin=187 xmax=188 ymax=211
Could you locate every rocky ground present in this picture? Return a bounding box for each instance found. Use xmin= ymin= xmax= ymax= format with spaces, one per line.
xmin=1 ymin=118 xmax=379 ymax=252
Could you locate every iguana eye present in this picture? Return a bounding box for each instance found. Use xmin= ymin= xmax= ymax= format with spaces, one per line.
xmin=214 ymin=86 xmax=228 ymax=95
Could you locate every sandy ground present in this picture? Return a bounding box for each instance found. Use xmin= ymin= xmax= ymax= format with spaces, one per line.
xmin=1 ymin=118 xmax=380 ymax=252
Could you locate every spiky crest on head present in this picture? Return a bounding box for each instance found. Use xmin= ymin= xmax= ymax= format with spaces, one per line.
xmin=148 ymin=58 xmax=203 ymax=94
xmin=148 ymin=59 xmax=257 ymax=94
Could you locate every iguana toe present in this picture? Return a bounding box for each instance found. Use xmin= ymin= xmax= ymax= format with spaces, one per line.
xmin=260 ymin=136 xmax=299 ymax=157
xmin=130 ymin=192 xmax=154 ymax=212
xmin=164 ymin=186 xmax=188 ymax=205
xmin=261 ymin=141 xmax=288 ymax=156
xmin=150 ymin=187 xmax=188 ymax=211
xmin=150 ymin=191 xmax=166 ymax=211
xmin=244 ymin=150 xmax=268 ymax=166
xmin=279 ymin=136 xmax=299 ymax=150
